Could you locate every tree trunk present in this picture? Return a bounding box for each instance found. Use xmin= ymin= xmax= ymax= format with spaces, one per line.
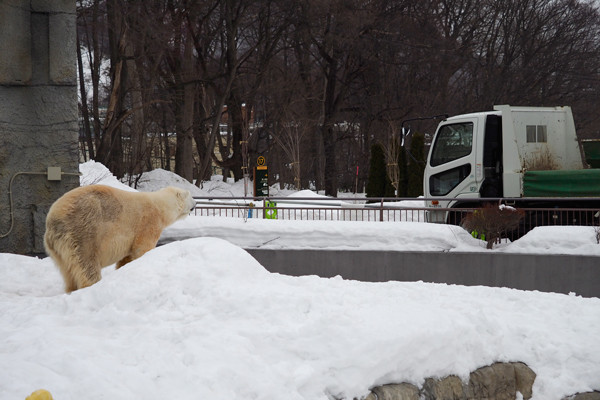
xmin=95 ymin=0 xmax=127 ymax=178
xmin=321 ymin=54 xmax=339 ymax=197
xmin=126 ymin=46 xmax=146 ymax=175
xmin=174 ymin=33 xmax=195 ymax=182
xmin=217 ymin=90 xmax=244 ymax=180
xmin=76 ymin=29 xmax=94 ymax=160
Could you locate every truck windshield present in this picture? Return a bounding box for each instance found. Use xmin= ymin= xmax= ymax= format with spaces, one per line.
xmin=430 ymin=122 xmax=474 ymax=167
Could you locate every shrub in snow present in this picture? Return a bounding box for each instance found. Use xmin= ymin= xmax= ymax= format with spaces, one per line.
xmin=463 ymin=203 xmax=525 ymax=249
xmin=366 ymin=143 xmax=395 ymax=200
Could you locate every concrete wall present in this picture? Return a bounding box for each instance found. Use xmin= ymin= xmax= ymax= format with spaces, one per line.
xmin=0 ymin=0 xmax=79 ymax=254
xmin=246 ymin=249 xmax=600 ymax=298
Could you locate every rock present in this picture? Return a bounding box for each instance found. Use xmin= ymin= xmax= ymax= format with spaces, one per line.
xmin=513 ymin=362 xmax=536 ymax=399
xmin=465 ymin=362 xmax=535 ymax=400
xmin=368 ymin=383 xmax=420 ymax=400
xmin=422 ymin=375 xmax=467 ymax=400
xmin=365 ymin=361 xmax=540 ymax=400
xmin=467 ymin=362 xmax=517 ymax=400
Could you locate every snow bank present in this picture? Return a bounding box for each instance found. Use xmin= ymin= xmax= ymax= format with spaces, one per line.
xmin=79 ymin=160 xmax=135 ymax=191
xmin=1 ymin=238 xmax=599 ymax=399
xmin=2 ymin=161 xmax=598 ymax=399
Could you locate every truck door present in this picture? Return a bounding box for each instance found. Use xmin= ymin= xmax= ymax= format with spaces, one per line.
xmin=480 ymin=114 xmax=503 ymax=197
xmin=426 ymin=119 xmax=478 ymax=200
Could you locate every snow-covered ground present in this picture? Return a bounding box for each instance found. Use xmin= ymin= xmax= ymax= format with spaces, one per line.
xmin=1 ymin=161 xmax=599 ymax=400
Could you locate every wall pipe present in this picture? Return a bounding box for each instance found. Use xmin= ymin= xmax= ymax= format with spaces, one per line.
xmin=0 ymin=170 xmax=80 ymax=238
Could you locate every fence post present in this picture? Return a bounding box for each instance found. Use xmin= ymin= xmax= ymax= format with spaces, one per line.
xmin=380 ymin=198 xmax=384 ymax=222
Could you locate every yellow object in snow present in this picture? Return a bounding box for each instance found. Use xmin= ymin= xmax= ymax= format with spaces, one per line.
xmin=471 ymin=230 xmax=486 ymax=241
xmin=26 ymin=390 xmax=53 ymax=400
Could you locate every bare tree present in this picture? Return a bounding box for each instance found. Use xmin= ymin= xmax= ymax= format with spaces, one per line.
xmin=382 ymin=119 xmax=402 ymax=197
xmin=77 ymin=0 xmax=108 ymax=161
xmin=76 ymin=0 xmax=600 ymax=189
xmin=269 ymin=94 xmax=317 ymax=190
xmin=292 ymin=0 xmax=382 ymax=196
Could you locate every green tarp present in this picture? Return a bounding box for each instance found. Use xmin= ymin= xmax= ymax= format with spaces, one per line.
xmin=523 ymin=169 xmax=600 ymax=197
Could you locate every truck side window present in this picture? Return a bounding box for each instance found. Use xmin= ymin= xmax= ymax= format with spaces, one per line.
xmin=429 ymin=164 xmax=472 ymax=196
xmin=430 ymin=122 xmax=474 ymax=166
xmin=526 ymin=125 xmax=547 ymax=143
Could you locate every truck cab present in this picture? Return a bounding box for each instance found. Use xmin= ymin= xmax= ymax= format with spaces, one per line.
xmin=423 ymin=105 xmax=582 ymax=223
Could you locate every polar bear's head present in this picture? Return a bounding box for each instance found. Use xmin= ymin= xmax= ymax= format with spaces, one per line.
xmin=162 ymin=186 xmax=196 ymax=221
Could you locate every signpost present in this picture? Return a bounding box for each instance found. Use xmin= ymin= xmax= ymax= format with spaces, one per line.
xmin=254 ymin=156 xmax=277 ymax=218
xmin=254 ymin=156 xmax=269 ymax=197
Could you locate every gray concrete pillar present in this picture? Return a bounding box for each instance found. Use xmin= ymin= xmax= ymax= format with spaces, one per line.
xmin=0 ymin=0 xmax=79 ymax=254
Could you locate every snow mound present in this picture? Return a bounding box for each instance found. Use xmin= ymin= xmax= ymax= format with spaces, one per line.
xmin=165 ymin=217 xmax=484 ymax=251
xmin=83 ymin=237 xmax=270 ymax=304
xmin=79 ymin=160 xmax=136 ymax=191
xmin=1 ymin=239 xmax=600 ymax=399
xmin=288 ymin=189 xmax=329 ymax=199
xmin=197 ymin=176 xmax=241 ymax=196
xmin=132 ymin=168 xmax=206 ymax=196
xmin=0 ymin=254 xmax=61 ymax=297
xmin=500 ymin=225 xmax=600 ymax=254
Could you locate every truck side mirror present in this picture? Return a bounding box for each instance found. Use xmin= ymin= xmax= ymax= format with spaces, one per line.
xmin=401 ymin=126 xmax=410 ymax=147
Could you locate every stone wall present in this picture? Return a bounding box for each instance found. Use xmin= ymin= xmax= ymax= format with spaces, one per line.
xmin=245 ymin=249 xmax=600 ymax=298
xmin=362 ymin=362 xmax=600 ymax=400
xmin=0 ymin=0 xmax=79 ymax=254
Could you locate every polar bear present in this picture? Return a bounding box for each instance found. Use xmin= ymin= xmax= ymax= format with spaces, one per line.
xmin=44 ymin=185 xmax=196 ymax=293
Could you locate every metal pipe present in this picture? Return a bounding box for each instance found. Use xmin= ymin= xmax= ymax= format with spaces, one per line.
xmin=1 ymin=170 xmax=80 ymax=238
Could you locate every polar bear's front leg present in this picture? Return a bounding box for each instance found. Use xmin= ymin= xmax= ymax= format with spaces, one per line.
xmin=115 ymin=233 xmax=160 ymax=269
xmin=116 ymin=255 xmax=133 ymax=269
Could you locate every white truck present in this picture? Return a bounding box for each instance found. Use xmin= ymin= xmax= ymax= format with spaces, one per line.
xmin=423 ymin=105 xmax=600 ymax=225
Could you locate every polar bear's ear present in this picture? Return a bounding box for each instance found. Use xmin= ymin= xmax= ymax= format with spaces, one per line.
xmin=176 ymin=189 xmax=190 ymax=201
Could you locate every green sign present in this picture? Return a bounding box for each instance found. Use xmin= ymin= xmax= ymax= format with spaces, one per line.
xmin=265 ymin=200 xmax=278 ymax=219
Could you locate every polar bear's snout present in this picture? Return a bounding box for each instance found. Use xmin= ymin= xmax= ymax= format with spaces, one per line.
xmin=185 ymin=192 xmax=196 ymax=212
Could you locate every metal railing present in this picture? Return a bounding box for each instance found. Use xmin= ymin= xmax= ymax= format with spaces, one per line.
xmin=190 ymin=196 xmax=600 ymax=240
xmin=191 ymin=196 xmax=428 ymax=222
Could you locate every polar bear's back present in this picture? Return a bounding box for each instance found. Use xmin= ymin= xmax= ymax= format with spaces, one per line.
xmin=44 ymin=186 xmax=141 ymax=267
